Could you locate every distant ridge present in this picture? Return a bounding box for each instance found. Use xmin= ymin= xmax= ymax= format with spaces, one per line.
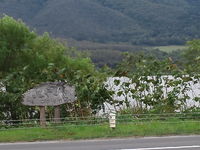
xmin=1 ymin=0 xmax=200 ymax=45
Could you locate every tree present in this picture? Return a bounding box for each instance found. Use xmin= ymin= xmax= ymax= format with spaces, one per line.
xmin=184 ymin=39 xmax=200 ymax=73
xmin=0 ymin=16 xmax=110 ymax=120
xmin=0 ymin=15 xmax=36 ymax=72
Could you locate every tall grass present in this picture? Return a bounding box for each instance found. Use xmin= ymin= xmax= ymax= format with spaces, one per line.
xmin=0 ymin=120 xmax=200 ymax=142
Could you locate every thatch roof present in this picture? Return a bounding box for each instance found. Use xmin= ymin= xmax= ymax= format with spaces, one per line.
xmin=22 ymin=82 xmax=76 ymax=106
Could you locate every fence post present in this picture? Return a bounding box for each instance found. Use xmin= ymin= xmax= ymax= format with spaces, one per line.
xmin=109 ymin=112 xmax=116 ymax=129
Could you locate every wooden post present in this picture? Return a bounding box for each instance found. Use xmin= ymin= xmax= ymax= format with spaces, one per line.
xmin=40 ymin=106 xmax=46 ymax=127
xmin=54 ymin=105 xmax=61 ymax=123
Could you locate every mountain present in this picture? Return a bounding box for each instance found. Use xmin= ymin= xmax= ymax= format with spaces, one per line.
xmin=1 ymin=0 xmax=200 ymax=45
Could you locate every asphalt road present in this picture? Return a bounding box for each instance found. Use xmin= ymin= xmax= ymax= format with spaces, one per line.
xmin=0 ymin=135 xmax=200 ymax=150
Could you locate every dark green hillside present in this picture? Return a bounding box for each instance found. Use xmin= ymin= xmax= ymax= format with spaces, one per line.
xmin=0 ymin=0 xmax=200 ymax=45
xmin=32 ymin=0 xmax=144 ymax=42
xmin=95 ymin=0 xmax=196 ymax=45
xmin=0 ymin=0 xmax=46 ymax=23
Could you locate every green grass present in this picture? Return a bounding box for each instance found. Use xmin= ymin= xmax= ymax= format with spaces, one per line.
xmin=0 ymin=120 xmax=200 ymax=142
xmin=153 ymin=45 xmax=187 ymax=53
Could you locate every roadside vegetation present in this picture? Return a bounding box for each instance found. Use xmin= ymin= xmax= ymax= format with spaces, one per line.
xmin=0 ymin=119 xmax=200 ymax=142
xmin=0 ymin=16 xmax=200 ymax=142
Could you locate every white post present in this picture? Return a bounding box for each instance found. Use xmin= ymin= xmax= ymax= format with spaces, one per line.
xmin=109 ymin=112 xmax=116 ymax=129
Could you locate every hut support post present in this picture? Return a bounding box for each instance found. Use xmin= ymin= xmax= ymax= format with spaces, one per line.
xmin=40 ymin=106 xmax=46 ymax=127
xmin=54 ymin=105 xmax=61 ymax=123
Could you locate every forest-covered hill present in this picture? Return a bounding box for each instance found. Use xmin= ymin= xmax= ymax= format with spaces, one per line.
xmin=1 ymin=0 xmax=200 ymax=46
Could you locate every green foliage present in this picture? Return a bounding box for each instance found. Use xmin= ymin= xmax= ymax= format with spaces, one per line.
xmin=113 ymin=52 xmax=198 ymax=113
xmin=0 ymin=15 xmax=200 ymax=121
xmin=0 ymin=16 xmax=109 ymax=120
xmin=183 ymin=39 xmax=200 ymax=73
xmin=74 ymin=74 xmax=113 ymax=114
xmin=0 ymin=15 xmax=36 ymax=72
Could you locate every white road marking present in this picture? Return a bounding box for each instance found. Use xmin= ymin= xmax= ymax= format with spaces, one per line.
xmin=121 ymin=145 xmax=200 ymax=150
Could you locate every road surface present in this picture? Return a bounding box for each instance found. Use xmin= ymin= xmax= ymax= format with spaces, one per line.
xmin=0 ymin=135 xmax=200 ymax=150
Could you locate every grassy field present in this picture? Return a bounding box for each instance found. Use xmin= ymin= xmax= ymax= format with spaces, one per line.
xmin=0 ymin=120 xmax=200 ymax=142
xmin=153 ymin=45 xmax=187 ymax=53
